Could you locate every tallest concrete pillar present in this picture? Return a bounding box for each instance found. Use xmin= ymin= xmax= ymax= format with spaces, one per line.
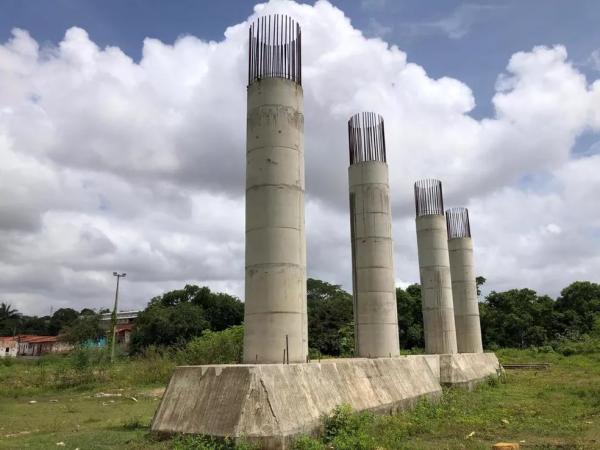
xmin=243 ymin=15 xmax=307 ymax=363
xmin=414 ymin=179 xmax=458 ymax=354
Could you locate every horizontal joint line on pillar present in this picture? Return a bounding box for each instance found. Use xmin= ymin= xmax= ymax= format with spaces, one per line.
xmin=246 ymin=225 xmax=301 ymax=233
xmin=352 ymin=237 xmax=392 ymax=241
xmin=248 ymin=102 xmax=301 ymax=108
xmin=422 ymin=308 xmax=456 ymax=312
xmin=355 ymin=290 xmax=396 ymax=294
xmin=246 ymin=262 xmax=304 ymax=269
xmin=356 ymin=322 xmax=399 ymax=325
xmin=247 ymin=145 xmax=300 ymax=154
xmin=246 ymin=184 xmax=303 ymax=192
xmin=245 ymin=311 xmax=303 ymax=315
xmin=355 ymin=265 xmax=394 ymax=269
xmin=349 ymin=182 xmax=389 ymax=188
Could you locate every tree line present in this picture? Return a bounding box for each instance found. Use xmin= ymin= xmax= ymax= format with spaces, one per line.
xmin=0 ymin=303 xmax=106 ymax=342
xmin=1 ymin=278 xmax=599 ymax=354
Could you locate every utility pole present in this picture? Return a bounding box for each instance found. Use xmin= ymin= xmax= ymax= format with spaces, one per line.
xmin=110 ymin=272 xmax=126 ymax=363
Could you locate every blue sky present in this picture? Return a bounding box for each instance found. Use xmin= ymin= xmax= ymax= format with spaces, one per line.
xmin=2 ymin=0 xmax=599 ymax=120
xmin=0 ymin=0 xmax=599 ymax=314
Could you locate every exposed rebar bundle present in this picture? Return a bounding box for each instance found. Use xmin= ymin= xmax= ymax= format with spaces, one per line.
xmin=414 ymin=179 xmax=444 ymax=217
xmin=248 ymin=14 xmax=301 ymax=86
xmin=446 ymin=207 xmax=472 ymax=239
xmin=348 ymin=112 xmax=387 ymax=165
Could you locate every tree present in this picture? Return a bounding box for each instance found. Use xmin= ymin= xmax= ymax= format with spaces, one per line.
xmin=554 ymin=281 xmax=600 ymax=337
xmin=307 ymin=278 xmax=353 ymax=356
xmin=130 ymin=302 xmax=210 ymax=353
xmin=18 ymin=316 xmax=50 ymax=335
xmin=48 ymin=308 xmax=79 ymax=335
xmin=480 ymin=289 xmax=554 ymax=348
xmin=0 ymin=302 xmax=21 ymax=336
xmin=191 ymin=288 xmax=244 ymax=331
xmin=0 ymin=302 xmax=20 ymax=321
xmin=476 ymin=276 xmax=486 ymax=296
xmin=150 ymin=285 xmax=244 ymax=331
xmin=396 ymin=284 xmax=424 ymax=349
xmin=61 ymin=313 xmax=104 ymax=345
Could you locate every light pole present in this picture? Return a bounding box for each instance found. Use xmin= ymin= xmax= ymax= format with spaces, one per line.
xmin=110 ymin=272 xmax=126 ymax=363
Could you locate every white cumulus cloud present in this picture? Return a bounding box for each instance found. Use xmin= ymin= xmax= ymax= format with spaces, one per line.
xmin=0 ymin=0 xmax=599 ymax=315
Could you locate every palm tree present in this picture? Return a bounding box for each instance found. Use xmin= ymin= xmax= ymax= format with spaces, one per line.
xmin=0 ymin=302 xmax=20 ymax=321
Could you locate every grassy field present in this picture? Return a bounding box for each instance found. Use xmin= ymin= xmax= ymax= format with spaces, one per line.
xmin=1 ymin=349 xmax=599 ymax=449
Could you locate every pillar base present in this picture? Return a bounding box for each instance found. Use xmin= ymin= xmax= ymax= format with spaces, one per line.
xmin=151 ymin=354 xmax=500 ymax=449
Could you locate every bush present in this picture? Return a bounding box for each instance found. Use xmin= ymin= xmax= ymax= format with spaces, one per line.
xmin=127 ymin=346 xmax=176 ymax=385
xmin=172 ymin=434 xmax=256 ymax=450
xmin=292 ymin=435 xmax=324 ymax=450
xmin=322 ymin=404 xmax=376 ymax=449
xmin=1 ymin=357 xmax=13 ymax=367
xmin=554 ymin=337 xmax=600 ymax=356
xmin=182 ymin=325 xmax=243 ymax=365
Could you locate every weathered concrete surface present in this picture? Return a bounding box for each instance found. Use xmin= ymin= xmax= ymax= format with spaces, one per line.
xmin=349 ymin=161 xmax=400 ymax=357
xmin=403 ymin=353 xmax=500 ymax=388
xmin=438 ymin=353 xmax=501 ymax=388
xmin=244 ymin=77 xmax=307 ymax=363
xmin=448 ymin=237 xmax=484 ymax=353
xmin=152 ymin=354 xmax=500 ymax=448
xmin=416 ymin=214 xmax=458 ymax=354
xmin=152 ymin=357 xmax=442 ymax=448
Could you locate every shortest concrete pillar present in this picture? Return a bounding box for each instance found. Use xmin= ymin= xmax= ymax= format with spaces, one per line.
xmin=446 ymin=207 xmax=483 ymax=353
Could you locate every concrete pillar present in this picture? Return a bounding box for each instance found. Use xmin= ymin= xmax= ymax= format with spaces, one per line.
xmin=446 ymin=207 xmax=483 ymax=353
xmin=414 ymin=179 xmax=458 ymax=354
xmin=348 ymin=113 xmax=400 ymax=358
xmin=243 ymin=16 xmax=307 ymax=363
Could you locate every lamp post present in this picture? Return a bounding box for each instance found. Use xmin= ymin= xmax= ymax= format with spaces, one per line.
xmin=110 ymin=272 xmax=126 ymax=363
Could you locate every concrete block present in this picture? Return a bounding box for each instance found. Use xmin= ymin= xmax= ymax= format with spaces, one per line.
xmin=152 ymin=357 xmax=442 ymax=448
xmin=152 ymin=354 xmax=501 ymax=447
xmin=439 ymin=353 xmax=502 ymax=388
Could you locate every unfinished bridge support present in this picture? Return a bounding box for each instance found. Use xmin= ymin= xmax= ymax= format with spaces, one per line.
xmin=414 ymin=179 xmax=458 ymax=354
xmin=446 ymin=207 xmax=483 ymax=353
xmin=243 ymin=15 xmax=307 ymax=363
xmin=348 ymin=112 xmax=400 ymax=358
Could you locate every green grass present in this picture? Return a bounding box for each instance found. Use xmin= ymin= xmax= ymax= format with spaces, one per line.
xmin=1 ymin=350 xmax=599 ymax=449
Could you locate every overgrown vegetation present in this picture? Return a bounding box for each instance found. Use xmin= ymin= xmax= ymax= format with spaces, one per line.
xmin=3 ymin=279 xmax=600 ymax=359
xmin=289 ymin=352 xmax=600 ymax=449
xmin=130 ymin=285 xmax=244 ymax=353
xmin=0 ymin=325 xmax=246 ymax=398
xmin=2 ymin=349 xmax=599 ymax=449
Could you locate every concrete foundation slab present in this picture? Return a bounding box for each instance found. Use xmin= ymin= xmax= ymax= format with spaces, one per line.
xmin=152 ymin=353 xmax=500 ymax=448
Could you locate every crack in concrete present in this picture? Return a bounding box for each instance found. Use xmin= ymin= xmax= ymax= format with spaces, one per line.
xmin=260 ymin=378 xmax=281 ymax=431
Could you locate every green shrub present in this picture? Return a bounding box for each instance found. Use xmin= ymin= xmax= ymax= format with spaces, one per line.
xmin=182 ymin=325 xmax=243 ymax=365
xmin=292 ymin=435 xmax=324 ymax=450
xmin=1 ymin=357 xmax=13 ymax=367
xmin=172 ymin=434 xmax=256 ymax=450
xmin=554 ymin=336 xmax=600 ymax=356
xmin=126 ymin=346 xmax=176 ymax=386
xmin=70 ymin=347 xmax=91 ymax=370
xmin=122 ymin=415 xmax=147 ymax=430
xmin=322 ymin=404 xmax=376 ymax=449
